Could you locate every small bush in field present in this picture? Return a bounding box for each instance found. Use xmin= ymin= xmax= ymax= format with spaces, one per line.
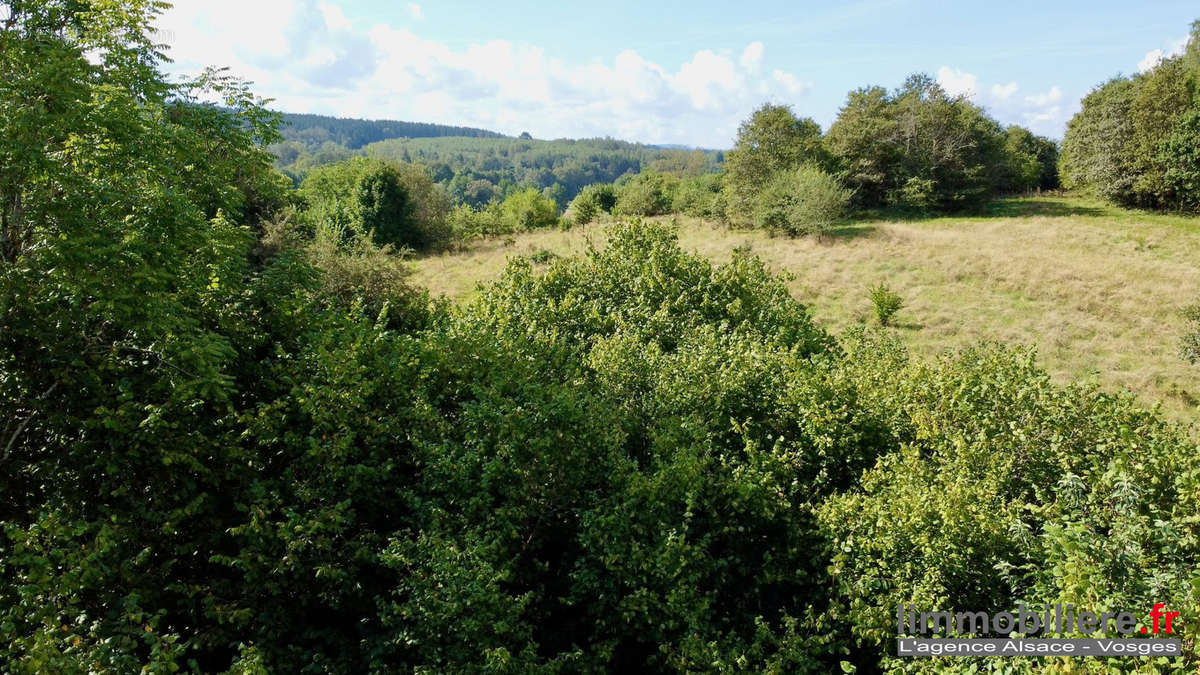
xmin=1181 ymin=302 xmax=1200 ymax=364
xmin=752 ymin=166 xmax=851 ymax=236
xmin=569 ymin=183 xmax=618 ymax=224
xmin=869 ymin=283 xmax=903 ymax=326
xmin=614 ymin=171 xmax=679 ymax=216
xmin=500 ymin=188 xmax=559 ymax=230
xmin=673 ymin=173 xmax=725 ymax=219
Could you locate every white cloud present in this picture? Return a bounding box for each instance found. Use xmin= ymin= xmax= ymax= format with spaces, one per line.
xmin=1138 ymin=48 xmax=1166 ymax=74
xmin=936 ymin=66 xmax=977 ymax=99
xmin=740 ymin=42 xmax=764 ymax=70
xmin=935 ymin=65 xmax=1073 ymax=137
xmin=1138 ymin=36 xmax=1188 ymax=73
xmin=990 ymin=81 xmax=1017 ymax=100
xmin=772 ymin=69 xmax=811 ymax=96
xmin=407 ymin=3 xmax=422 ymax=20
xmin=1023 ymin=86 xmax=1061 ymax=107
xmin=156 ymin=2 xmax=812 ymax=146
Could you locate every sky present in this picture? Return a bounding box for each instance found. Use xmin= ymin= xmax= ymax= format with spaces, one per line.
xmin=157 ymin=0 xmax=1198 ymax=148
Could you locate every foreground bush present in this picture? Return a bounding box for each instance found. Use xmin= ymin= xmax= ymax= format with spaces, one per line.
xmin=752 ymin=166 xmax=851 ymax=236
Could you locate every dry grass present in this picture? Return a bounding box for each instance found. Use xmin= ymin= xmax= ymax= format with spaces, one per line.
xmin=412 ymin=196 xmax=1200 ymax=420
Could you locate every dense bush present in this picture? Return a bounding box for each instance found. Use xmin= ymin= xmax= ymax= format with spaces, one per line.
xmin=820 ymin=342 xmax=1200 ymax=673
xmin=672 ymin=172 xmax=726 ymax=219
xmin=613 ymin=171 xmax=680 ymax=216
xmin=300 ymin=157 xmax=452 ymax=250
xmin=824 ymin=74 xmax=1011 ymax=210
xmin=499 ymin=187 xmax=559 ymax=230
xmin=1061 ymin=22 xmax=1200 ymax=210
xmin=752 ymin=166 xmax=851 ymax=236
xmin=723 ymin=104 xmax=830 ymax=225
xmin=567 ymin=182 xmax=618 ymax=224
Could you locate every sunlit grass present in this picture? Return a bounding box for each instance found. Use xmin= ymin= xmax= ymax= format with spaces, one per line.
xmin=412 ymin=195 xmax=1200 ymax=420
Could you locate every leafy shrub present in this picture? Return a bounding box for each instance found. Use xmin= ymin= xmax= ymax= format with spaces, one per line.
xmin=568 ymin=183 xmax=618 ymax=224
xmin=1181 ymin=301 xmax=1200 ymax=364
xmin=499 ymin=187 xmax=559 ymax=230
xmin=819 ymin=342 xmax=1200 ymax=672
xmin=672 ymin=173 xmax=725 ymax=219
xmin=752 ymin=166 xmax=851 ymax=236
xmin=614 ymin=171 xmax=679 ymax=216
xmin=447 ymin=202 xmax=506 ymax=242
xmin=300 ymin=158 xmax=452 ymax=251
xmin=869 ymin=282 xmax=903 ymax=326
xmin=724 ymin=104 xmax=830 ymax=225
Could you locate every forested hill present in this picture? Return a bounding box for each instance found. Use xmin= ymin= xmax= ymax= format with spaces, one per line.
xmin=278 ymin=111 xmax=506 ymax=149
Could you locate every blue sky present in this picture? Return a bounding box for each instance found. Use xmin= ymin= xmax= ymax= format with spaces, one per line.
xmin=159 ymin=0 xmax=1198 ymax=147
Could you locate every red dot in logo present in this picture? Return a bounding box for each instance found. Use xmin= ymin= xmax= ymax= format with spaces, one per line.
xmin=1140 ymin=627 xmax=1148 ymax=634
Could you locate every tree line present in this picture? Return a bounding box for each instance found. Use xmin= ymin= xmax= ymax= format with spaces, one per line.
xmin=1060 ymin=21 xmax=1200 ymax=211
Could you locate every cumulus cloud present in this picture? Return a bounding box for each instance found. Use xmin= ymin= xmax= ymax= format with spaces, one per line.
xmin=990 ymin=81 xmax=1018 ymax=100
xmin=157 ymin=0 xmax=812 ymax=147
xmin=1138 ymin=36 xmax=1188 ymax=73
xmin=935 ymin=65 xmax=1074 ymax=137
xmin=740 ymin=42 xmax=764 ymax=71
xmin=936 ymin=66 xmax=978 ymax=99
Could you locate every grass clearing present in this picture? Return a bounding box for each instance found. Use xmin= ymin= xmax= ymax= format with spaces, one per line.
xmin=412 ymin=196 xmax=1200 ymax=420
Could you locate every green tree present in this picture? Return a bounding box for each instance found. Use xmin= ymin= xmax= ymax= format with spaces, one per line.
xmin=723 ymin=104 xmax=829 ymax=223
xmin=825 ymin=74 xmax=1011 ymax=210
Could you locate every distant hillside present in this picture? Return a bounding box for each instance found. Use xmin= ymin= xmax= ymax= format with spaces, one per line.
xmin=364 ymin=136 xmax=721 ymax=206
xmin=278 ymin=112 xmax=506 ymax=150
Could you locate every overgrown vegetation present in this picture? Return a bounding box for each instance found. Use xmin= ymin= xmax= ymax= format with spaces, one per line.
xmin=2 ymin=2 xmax=1198 ymax=673
xmin=1061 ymin=21 xmax=1200 ymax=210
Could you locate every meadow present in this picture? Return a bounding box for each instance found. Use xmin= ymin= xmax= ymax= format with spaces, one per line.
xmin=414 ymin=195 xmax=1200 ymax=419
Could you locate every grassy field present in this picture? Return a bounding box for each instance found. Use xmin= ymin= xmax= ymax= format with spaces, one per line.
xmin=412 ymin=195 xmax=1200 ymax=420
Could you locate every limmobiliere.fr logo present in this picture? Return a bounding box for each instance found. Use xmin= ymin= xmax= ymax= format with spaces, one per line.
xmin=895 ymin=603 xmax=1184 ymax=658
xmin=898 ymin=603 xmax=1180 ymax=636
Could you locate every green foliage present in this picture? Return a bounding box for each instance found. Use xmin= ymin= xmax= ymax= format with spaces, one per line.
xmin=1062 ymin=21 xmax=1200 ymax=210
xmin=4 ymin=3 xmax=1199 ymax=673
xmin=614 ymin=171 xmax=679 ymax=216
xmin=277 ymin=134 xmax=720 ymax=207
xmin=300 ymin=157 xmax=451 ymax=251
xmin=724 ymin=104 xmax=830 ymax=224
xmin=1160 ymin=109 xmax=1200 ymax=210
xmin=825 ymin=74 xmax=1013 ymax=210
xmin=819 ymin=341 xmax=1200 ymax=673
xmin=568 ymin=183 xmax=618 ymax=224
xmin=1181 ymin=301 xmax=1200 ymax=364
xmin=500 ymin=187 xmax=559 ymax=230
xmin=868 ymin=283 xmax=904 ymax=326
xmin=752 ymin=166 xmax=851 ymax=236
xmin=672 ymin=173 xmax=726 ymax=219
xmin=1000 ymin=125 xmax=1060 ymax=192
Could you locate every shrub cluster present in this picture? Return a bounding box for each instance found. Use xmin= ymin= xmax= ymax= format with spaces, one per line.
xmin=300 ymin=157 xmax=453 ymax=251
